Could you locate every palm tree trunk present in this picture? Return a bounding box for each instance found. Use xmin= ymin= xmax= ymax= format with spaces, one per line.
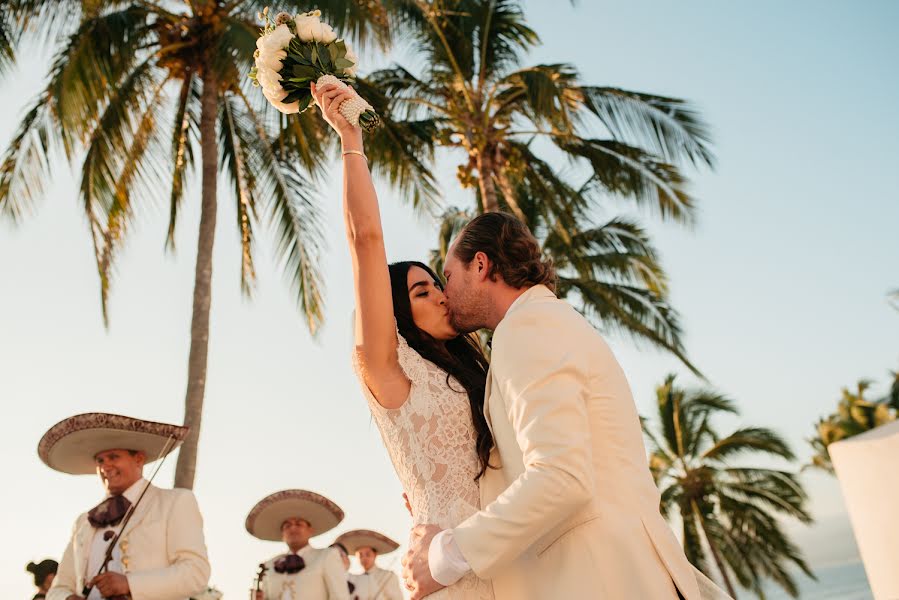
xmin=495 ymin=159 xmax=527 ymax=223
xmin=692 ymin=500 xmax=737 ymax=598
xmin=174 ymin=64 xmax=218 ymax=490
xmin=476 ymin=151 xmax=500 ymax=213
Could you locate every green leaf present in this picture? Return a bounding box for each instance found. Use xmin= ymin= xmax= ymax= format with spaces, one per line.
xmin=292 ymin=65 xmax=318 ymax=79
xmin=333 ymin=40 xmax=347 ymax=59
xmin=334 ymin=58 xmax=354 ymax=70
xmin=297 ymin=94 xmax=313 ymax=113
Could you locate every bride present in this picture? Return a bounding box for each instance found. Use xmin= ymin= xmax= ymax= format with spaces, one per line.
xmin=312 ymin=82 xmax=493 ymax=600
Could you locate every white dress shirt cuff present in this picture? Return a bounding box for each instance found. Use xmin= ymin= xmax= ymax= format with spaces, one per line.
xmin=428 ymin=529 xmax=471 ymax=586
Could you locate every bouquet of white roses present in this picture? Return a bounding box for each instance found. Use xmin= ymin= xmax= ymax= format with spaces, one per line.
xmin=249 ymin=7 xmax=380 ymax=131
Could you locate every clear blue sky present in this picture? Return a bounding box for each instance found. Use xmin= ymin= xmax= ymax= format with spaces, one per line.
xmin=2 ymin=1 xmax=897 ymax=597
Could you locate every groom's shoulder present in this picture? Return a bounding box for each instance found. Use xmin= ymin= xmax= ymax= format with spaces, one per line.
xmin=497 ymin=292 xmax=584 ymax=339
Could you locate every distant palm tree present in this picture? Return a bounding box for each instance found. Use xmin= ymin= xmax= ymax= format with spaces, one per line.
xmin=808 ymin=379 xmax=898 ymax=473
xmin=362 ymin=0 xmax=715 ymax=370
xmin=644 ymin=374 xmax=813 ymax=598
xmin=0 ymin=0 xmax=391 ymax=488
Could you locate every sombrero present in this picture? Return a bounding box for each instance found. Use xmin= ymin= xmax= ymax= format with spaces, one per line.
xmin=38 ymin=413 xmax=188 ymax=475
xmin=334 ymin=529 xmax=400 ymax=555
xmin=246 ymin=489 xmax=344 ymax=541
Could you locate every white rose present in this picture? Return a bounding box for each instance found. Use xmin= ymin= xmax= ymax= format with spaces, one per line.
xmin=295 ymin=13 xmax=337 ymax=43
xmin=262 ymin=86 xmax=288 ymax=103
xmin=344 ymin=44 xmax=358 ymax=76
xmin=255 ymin=48 xmax=286 ymax=72
xmin=263 ymin=85 xmax=300 ymax=113
xmin=256 ymin=23 xmax=293 ymax=51
xmin=318 ymin=23 xmax=338 ymax=44
xmin=255 ymin=66 xmax=283 ymax=93
xmin=294 ymin=12 xmax=320 ymax=41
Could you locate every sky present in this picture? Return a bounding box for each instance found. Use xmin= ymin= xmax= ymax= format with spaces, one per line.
xmin=2 ymin=1 xmax=898 ymax=598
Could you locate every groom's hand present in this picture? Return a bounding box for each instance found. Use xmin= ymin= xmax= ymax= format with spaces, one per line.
xmin=402 ymin=524 xmax=445 ymax=600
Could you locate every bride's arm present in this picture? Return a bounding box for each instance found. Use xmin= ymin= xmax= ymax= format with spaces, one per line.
xmin=312 ymin=82 xmax=411 ymax=409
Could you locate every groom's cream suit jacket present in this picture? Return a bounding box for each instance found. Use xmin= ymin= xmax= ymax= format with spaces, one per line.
xmin=452 ymin=285 xmax=701 ymax=600
xmin=48 ymin=483 xmax=210 ymax=600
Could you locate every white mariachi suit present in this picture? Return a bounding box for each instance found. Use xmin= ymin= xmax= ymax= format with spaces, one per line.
xmin=48 ymin=481 xmax=211 ymax=600
xmin=260 ymin=546 xmax=350 ymax=600
xmin=347 ymin=566 xmax=403 ymax=600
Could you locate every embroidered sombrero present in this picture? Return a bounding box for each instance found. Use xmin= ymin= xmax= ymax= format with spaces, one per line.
xmin=38 ymin=413 xmax=188 ymax=475
xmin=246 ymin=490 xmax=344 ymax=541
xmin=334 ymin=529 xmax=400 ymax=555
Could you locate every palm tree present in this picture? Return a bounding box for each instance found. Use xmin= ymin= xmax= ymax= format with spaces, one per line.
xmin=360 ymin=0 xmax=714 ymax=368
xmin=644 ymin=374 xmax=813 ymax=598
xmin=0 ymin=0 xmax=390 ymax=489
xmin=807 ymin=379 xmax=898 ymax=473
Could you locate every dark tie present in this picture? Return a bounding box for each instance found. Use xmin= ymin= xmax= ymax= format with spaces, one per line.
xmin=274 ymin=554 xmax=305 ymax=574
xmin=87 ymin=495 xmax=131 ymax=529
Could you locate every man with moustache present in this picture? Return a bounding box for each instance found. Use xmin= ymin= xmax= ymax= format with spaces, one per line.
xmin=40 ymin=413 xmax=210 ymax=600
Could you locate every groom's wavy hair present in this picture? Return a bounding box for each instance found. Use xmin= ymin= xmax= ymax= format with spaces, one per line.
xmin=453 ymin=212 xmax=556 ymax=291
xmin=388 ymin=261 xmax=494 ymax=480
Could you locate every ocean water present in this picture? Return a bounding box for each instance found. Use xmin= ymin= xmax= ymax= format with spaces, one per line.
xmin=741 ymin=561 xmax=874 ymax=600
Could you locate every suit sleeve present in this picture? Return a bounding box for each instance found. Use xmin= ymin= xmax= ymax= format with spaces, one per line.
xmin=452 ymin=310 xmax=595 ymax=578
xmin=46 ymin=517 xmax=82 ymax=600
xmin=323 ymin=548 xmax=350 ymax=600
xmin=126 ymin=490 xmax=211 ymax=600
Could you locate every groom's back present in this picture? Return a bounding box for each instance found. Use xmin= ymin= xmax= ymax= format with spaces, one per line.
xmin=505 ymin=288 xmax=662 ymax=512
xmin=484 ymin=286 xmax=697 ymax=599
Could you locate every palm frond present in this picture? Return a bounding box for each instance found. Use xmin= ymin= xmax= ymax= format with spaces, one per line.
xmin=496 ymin=63 xmax=582 ymax=132
xmin=471 ymin=0 xmax=537 ymax=84
xmin=430 ymin=207 xmax=472 ymax=276
xmin=0 ymin=5 xmax=18 ymax=75
xmin=46 ymin=6 xmax=154 ymax=153
xmin=353 ymin=77 xmax=441 ymax=212
xmin=556 ymin=137 xmax=696 ymax=225
xmin=0 ymin=93 xmax=57 ymax=223
xmin=582 ymin=87 xmax=715 ymax=168
xmin=561 ymin=278 xmax=700 ymax=375
xmin=166 ymin=71 xmax=200 ymax=251
xmin=220 ymin=95 xmax=259 ymax=296
xmin=703 ymin=427 xmax=795 ymax=462
xmin=234 ymin=96 xmax=326 ymax=333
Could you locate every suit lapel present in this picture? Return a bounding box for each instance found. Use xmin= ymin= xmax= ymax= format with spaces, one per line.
xmin=120 ymin=483 xmax=157 ymax=539
xmin=483 ymin=365 xmax=495 ymax=441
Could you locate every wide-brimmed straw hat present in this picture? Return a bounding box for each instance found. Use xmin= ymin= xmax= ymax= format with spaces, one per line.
xmin=38 ymin=413 xmax=188 ymax=475
xmin=334 ymin=529 xmax=400 ymax=555
xmin=246 ymin=489 xmax=344 ymax=541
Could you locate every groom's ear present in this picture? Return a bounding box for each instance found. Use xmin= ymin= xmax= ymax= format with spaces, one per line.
xmin=474 ymin=251 xmax=491 ymax=281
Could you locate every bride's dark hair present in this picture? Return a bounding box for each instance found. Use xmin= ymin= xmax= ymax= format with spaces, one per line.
xmin=388 ymin=261 xmax=493 ymax=480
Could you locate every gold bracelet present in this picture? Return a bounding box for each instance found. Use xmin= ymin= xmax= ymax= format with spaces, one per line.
xmin=342 ymin=149 xmax=368 ymax=162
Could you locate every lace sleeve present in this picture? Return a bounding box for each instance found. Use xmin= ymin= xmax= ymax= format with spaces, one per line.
xmin=351 ymin=328 xmax=429 ymax=412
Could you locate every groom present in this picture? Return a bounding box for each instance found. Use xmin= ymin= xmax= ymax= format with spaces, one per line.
xmin=401 ymin=212 xmax=701 ymax=600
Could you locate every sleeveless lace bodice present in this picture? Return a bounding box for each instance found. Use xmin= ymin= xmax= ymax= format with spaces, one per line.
xmin=352 ymin=332 xmax=494 ymax=600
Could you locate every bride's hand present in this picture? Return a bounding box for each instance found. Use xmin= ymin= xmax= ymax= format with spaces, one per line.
xmin=311 ymin=81 xmax=362 ymax=146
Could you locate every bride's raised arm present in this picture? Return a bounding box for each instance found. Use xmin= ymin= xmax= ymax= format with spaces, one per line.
xmin=311 ymin=82 xmax=410 ymax=409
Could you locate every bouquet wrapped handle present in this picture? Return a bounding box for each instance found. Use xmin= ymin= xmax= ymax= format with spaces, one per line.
xmin=316 ymin=75 xmax=380 ymax=132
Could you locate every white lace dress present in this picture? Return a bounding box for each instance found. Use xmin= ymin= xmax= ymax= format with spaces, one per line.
xmin=353 ymin=332 xmax=494 ymax=600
